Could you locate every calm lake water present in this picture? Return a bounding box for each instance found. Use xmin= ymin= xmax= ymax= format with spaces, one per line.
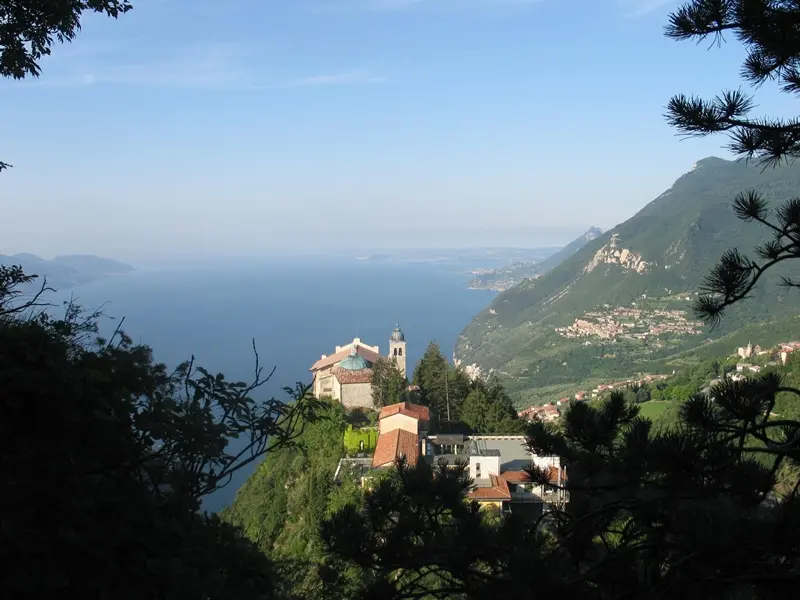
xmin=53 ymin=257 xmax=497 ymax=511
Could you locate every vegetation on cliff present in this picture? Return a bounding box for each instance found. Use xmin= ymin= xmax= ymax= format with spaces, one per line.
xmin=1 ymin=264 xmax=318 ymax=599
xmin=458 ymin=156 xmax=800 ymax=403
xmin=320 ymin=3 xmax=800 ymax=598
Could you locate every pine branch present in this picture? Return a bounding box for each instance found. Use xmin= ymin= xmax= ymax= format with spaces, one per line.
xmin=694 ymin=190 xmax=800 ymax=323
xmin=666 ymin=1 xmax=800 ymax=165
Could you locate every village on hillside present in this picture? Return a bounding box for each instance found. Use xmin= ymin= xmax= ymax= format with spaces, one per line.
xmin=308 ymin=327 xmax=569 ymax=519
xmin=519 ymin=339 xmax=800 ymax=424
xmin=555 ymin=304 xmax=704 ymax=343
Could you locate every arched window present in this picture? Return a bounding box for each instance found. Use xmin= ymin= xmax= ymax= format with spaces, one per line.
xmin=393 ymin=348 xmax=398 ymax=356
xmin=398 ymin=347 xmax=403 ymax=356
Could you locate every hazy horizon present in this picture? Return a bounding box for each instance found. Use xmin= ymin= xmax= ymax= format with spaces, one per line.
xmin=0 ymin=225 xmax=593 ymax=265
xmin=3 ymin=0 xmax=790 ymax=260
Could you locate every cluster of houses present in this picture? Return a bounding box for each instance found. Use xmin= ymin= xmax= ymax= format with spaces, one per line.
xmin=555 ymin=305 xmax=703 ymax=342
xmin=517 ymin=374 xmax=672 ymax=423
xmin=737 ymin=340 xmax=800 ymax=366
xmin=732 ymin=340 xmax=800 ymax=372
xmin=334 ymin=399 xmax=568 ymax=518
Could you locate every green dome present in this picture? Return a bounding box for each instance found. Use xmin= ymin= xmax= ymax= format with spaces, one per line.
xmin=340 ymin=348 xmax=371 ymax=371
xmin=390 ymin=326 xmax=405 ymax=342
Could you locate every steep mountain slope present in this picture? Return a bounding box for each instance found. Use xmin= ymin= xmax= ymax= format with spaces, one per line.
xmin=467 ymin=228 xmax=602 ymax=291
xmin=456 ymin=157 xmax=800 ymax=401
xmin=535 ymin=227 xmax=603 ymax=274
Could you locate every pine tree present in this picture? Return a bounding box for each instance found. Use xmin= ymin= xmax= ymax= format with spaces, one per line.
xmin=370 ymin=357 xmax=407 ymax=408
xmin=413 ymin=342 xmax=453 ymax=420
xmin=321 ymin=4 xmax=800 ymax=598
xmin=666 ymin=0 xmax=800 ymax=324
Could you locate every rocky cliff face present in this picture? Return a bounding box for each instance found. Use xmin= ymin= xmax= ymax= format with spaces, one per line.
xmin=584 ymin=233 xmax=648 ymax=274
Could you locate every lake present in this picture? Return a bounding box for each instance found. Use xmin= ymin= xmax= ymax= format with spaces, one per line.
xmin=53 ymin=256 xmax=496 ymax=511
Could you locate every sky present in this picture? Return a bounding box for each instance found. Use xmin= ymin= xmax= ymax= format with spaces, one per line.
xmin=1 ymin=0 xmax=797 ymax=264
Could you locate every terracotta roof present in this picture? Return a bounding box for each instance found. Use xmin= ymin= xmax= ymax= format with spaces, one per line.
xmin=547 ymin=466 xmax=567 ymax=483
xmin=333 ymin=366 xmax=373 ymax=384
xmin=500 ymin=470 xmax=533 ymax=483
xmin=469 ymin=474 xmax=511 ymax=500
xmin=372 ymin=428 xmax=419 ymax=468
xmin=495 ymin=467 xmax=566 ymax=484
xmin=378 ymin=401 xmax=430 ymax=421
xmin=310 ymin=344 xmax=380 ymax=372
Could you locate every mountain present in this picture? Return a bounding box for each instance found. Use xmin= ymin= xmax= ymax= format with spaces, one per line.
xmin=0 ymin=253 xmax=134 ymax=289
xmin=455 ymin=157 xmax=800 ymax=404
xmin=534 ymin=227 xmax=603 ymax=274
xmin=467 ymin=230 xmax=601 ymax=291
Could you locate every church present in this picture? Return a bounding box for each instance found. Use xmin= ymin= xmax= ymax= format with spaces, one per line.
xmin=309 ymin=326 xmax=407 ymax=410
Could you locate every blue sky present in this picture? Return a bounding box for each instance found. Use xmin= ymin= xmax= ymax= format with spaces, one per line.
xmin=1 ymin=0 xmax=795 ymax=263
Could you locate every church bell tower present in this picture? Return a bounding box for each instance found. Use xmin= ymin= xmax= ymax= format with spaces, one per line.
xmin=389 ymin=325 xmax=407 ymax=378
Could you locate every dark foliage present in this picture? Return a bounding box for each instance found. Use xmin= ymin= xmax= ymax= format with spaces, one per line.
xmin=663 ymin=0 xmax=800 ymax=324
xmin=0 ymin=0 xmax=132 ymax=79
xmin=321 ymin=5 xmax=800 ymax=598
xmin=0 ymin=265 xmax=320 ymax=599
xmin=1 ymin=0 xmax=132 ymax=171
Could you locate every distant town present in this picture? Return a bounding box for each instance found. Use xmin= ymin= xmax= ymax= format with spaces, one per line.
xmin=555 ymin=305 xmax=704 ymax=342
xmin=519 ymin=339 xmax=800 ymax=423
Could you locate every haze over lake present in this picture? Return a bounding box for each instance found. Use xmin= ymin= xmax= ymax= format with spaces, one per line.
xmin=50 ymin=256 xmax=497 ymax=511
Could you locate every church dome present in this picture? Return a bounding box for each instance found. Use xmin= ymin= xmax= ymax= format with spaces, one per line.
xmin=340 ymin=347 xmax=371 ymax=371
xmin=390 ymin=326 xmax=405 ymax=342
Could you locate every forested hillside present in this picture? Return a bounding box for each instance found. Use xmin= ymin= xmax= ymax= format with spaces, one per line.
xmin=457 ymin=158 xmax=800 ymax=404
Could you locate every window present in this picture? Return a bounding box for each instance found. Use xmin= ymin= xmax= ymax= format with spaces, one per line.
xmin=393 ymin=348 xmax=398 ymax=356
xmin=398 ymin=347 xmax=403 ymax=356
xmin=475 ymin=462 xmax=481 ymax=478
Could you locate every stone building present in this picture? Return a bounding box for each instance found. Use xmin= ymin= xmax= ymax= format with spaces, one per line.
xmin=309 ymin=326 xmax=408 ymax=410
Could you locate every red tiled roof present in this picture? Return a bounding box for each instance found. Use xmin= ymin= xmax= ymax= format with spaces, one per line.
xmin=547 ymin=466 xmax=567 ymax=483
xmin=332 ymin=366 xmax=373 ymax=384
xmin=310 ymin=344 xmax=381 ymax=372
xmin=378 ymin=401 xmax=430 ymax=421
xmin=469 ymin=474 xmax=511 ymax=500
xmin=371 ymin=428 xmax=419 ymax=468
xmin=500 ymin=470 xmax=533 ymax=483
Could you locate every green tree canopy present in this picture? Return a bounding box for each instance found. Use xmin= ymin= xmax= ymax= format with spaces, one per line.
xmin=321 ymin=4 xmax=800 ymax=598
xmin=370 ymin=357 xmax=407 ymax=408
xmin=1 ymin=266 xmax=318 ymax=598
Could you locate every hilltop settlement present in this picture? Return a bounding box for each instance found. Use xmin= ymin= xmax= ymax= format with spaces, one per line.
xmin=308 ymin=326 xmax=566 ymax=517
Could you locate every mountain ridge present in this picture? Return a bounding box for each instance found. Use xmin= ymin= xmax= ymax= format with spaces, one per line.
xmin=456 ymin=157 xmax=800 ymax=402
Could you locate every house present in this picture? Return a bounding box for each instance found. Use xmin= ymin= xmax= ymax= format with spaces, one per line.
xmin=335 ymin=401 xmax=568 ymax=520
xmin=309 ymin=327 xmax=407 ymax=410
xmin=518 ymin=404 xmax=560 ymax=423
xmin=378 ymin=401 xmax=430 ymax=435
xmin=424 ymin=433 xmax=568 ymax=517
xmin=372 ymin=428 xmax=419 ymax=468
xmin=371 ymin=401 xmax=429 ymax=468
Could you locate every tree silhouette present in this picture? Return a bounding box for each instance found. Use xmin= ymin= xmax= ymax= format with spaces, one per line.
xmin=1 ymin=265 xmax=320 ymax=598
xmin=321 ymin=4 xmax=800 ymax=598
xmin=665 ymin=0 xmax=800 ymax=324
xmin=1 ymin=0 xmax=133 ymax=171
